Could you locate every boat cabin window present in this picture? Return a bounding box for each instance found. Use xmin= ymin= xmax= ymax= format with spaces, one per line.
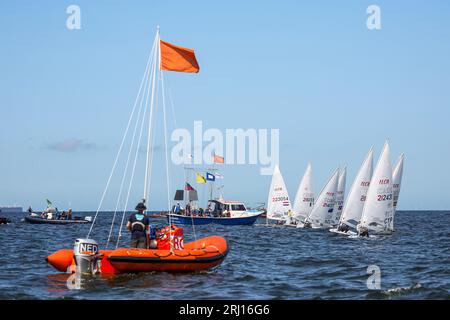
xmin=231 ymin=204 xmax=246 ymax=211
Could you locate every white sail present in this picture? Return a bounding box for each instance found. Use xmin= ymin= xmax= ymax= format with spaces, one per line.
xmin=292 ymin=163 xmax=314 ymax=222
xmin=339 ymin=148 xmax=374 ymax=229
xmin=266 ymin=165 xmax=292 ymax=221
xmin=306 ymin=168 xmax=339 ymax=228
xmin=359 ymin=142 xmax=394 ymax=234
xmin=392 ymin=153 xmax=405 ymax=210
xmin=331 ymin=167 xmax=346 ymax=226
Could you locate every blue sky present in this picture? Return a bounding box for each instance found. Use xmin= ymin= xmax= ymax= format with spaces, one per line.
xmin=1 ymin=1 xmax=449 ymax=211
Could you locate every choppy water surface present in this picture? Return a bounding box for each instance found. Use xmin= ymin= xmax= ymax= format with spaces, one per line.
xmin=0 ymin=211 xmax=448 ymax=299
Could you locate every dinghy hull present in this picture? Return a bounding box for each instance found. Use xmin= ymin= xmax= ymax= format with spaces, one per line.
xmin=329 ymin=228 xmax=357 ymax=236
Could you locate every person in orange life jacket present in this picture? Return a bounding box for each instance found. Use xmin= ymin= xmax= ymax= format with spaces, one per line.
xmin=126 ymin=201 xmax=150 ymax=248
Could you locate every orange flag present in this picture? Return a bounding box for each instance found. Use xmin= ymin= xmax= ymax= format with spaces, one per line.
xmin=214 ymin=155 xmax=225 ymax=164
xmin=160 ymin=40 xmax=200 ymax=73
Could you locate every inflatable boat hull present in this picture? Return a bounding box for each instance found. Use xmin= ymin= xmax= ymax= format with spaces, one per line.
xmin=25 ymin=215 xmax=91 ymax=224
xmin=46 ymin=236 xmax=228 ymax=274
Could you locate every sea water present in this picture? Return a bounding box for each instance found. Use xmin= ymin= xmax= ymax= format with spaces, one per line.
xmin=0 ymin=211 xmax=448 ymax=299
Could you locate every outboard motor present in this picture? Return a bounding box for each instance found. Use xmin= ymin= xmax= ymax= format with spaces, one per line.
xmin=73 ymin=239 xmax=101 ymax=274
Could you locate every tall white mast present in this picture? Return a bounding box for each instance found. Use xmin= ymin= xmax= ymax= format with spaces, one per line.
xmin=143 ymin=26 xmax=160 ymax=206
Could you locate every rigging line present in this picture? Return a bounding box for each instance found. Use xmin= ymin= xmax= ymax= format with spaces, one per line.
xmin=113 ymin=62 xmax=151 ymax=245
xmin=105 ymin=41 xmax=156 ymax=249
xmin=161 ymin=71 xmax=172 ymax=217
xmin=116 ymin=37 xmax=158 ymax=248
xmin=145 ymin=38 xmax=160 ymax=211
xmin=145 ymin=67 xmax=159 ymax=211
xmin=87 ymin=40 xmax=155 ymax=239
xmin=164 ymin=74 xmax=178 ymax=129
xmin=143 ymin=31 xmax=160 ymax=204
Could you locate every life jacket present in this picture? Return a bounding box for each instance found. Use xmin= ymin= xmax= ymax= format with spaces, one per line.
xmin=131 ymin=213 xmax=147 ymax=232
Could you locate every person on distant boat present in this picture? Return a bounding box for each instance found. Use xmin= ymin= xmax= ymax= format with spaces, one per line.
xmin=174 ymin=202 xmax=181 ymax=215
xmin=28 ymin=206 xmax=33 ymax=214
xmin=359 ymin=226 xmax=369 ymax=238
xmin=205 ymin=203 xmax=212 ymax=216
xmin=186 ymin=202 xmax=191 ymax=216
xmin=286 ymin=209 xmax=294 ymax=225
xmin=60 ymin=211 xmax=66 ymax=220
xmin=126 ymin=201 xmax=150 ymax=249
xmin=337 ymin=223 xmax=350 ymax=233
xmin=302 ymin=220 xmax=312 ymax=228
xmin=68 ymin=208 xmax=73 ymax=220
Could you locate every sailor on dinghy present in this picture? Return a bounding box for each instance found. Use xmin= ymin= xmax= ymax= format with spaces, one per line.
xmin=298 ymin=168 xmax=339 ymax=229
xmin=329 ymin=148 xmax=374 ymax=236
xmin=356 ymin=142 xmax=396 ymax=237
xmin=291 ymin=163 xmax=314 ymax=226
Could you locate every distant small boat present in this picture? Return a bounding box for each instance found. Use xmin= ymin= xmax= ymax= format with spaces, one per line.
xmin=0 ymin=217 xmax=11 ymax=225
xmin=24 ymin=215 xmax=92 ymax=224
xmin=147 ymin=212 xmax=168 ymax=219
xmin=168 ymin=199 xmax=263 ymax=225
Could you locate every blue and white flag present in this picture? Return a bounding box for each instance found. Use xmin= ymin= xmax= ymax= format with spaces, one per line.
xmin=214 ymin=172 xmax=224 ymax=179
xmin=206 ymin=172 xmax=216 ymax=181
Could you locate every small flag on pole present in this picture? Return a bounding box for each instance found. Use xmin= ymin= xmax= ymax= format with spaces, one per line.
xmin=214 ymin=155 xmax=224 ymax=164
xmin=196 ymin=173 xmax=206 ymax=184
xmin=206 ymin=172 xmax=215 ymax=181
xmin=160 ymin=40 xmax=200 ymax=73
xmin=214 ymin=173 xmax=224 ymax=179
xmin=185 ymin=183 xmax=195 ymax=191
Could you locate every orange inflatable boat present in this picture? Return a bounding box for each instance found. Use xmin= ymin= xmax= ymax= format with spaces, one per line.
xmin=46 ymin=225 xmax=228 ymax=274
